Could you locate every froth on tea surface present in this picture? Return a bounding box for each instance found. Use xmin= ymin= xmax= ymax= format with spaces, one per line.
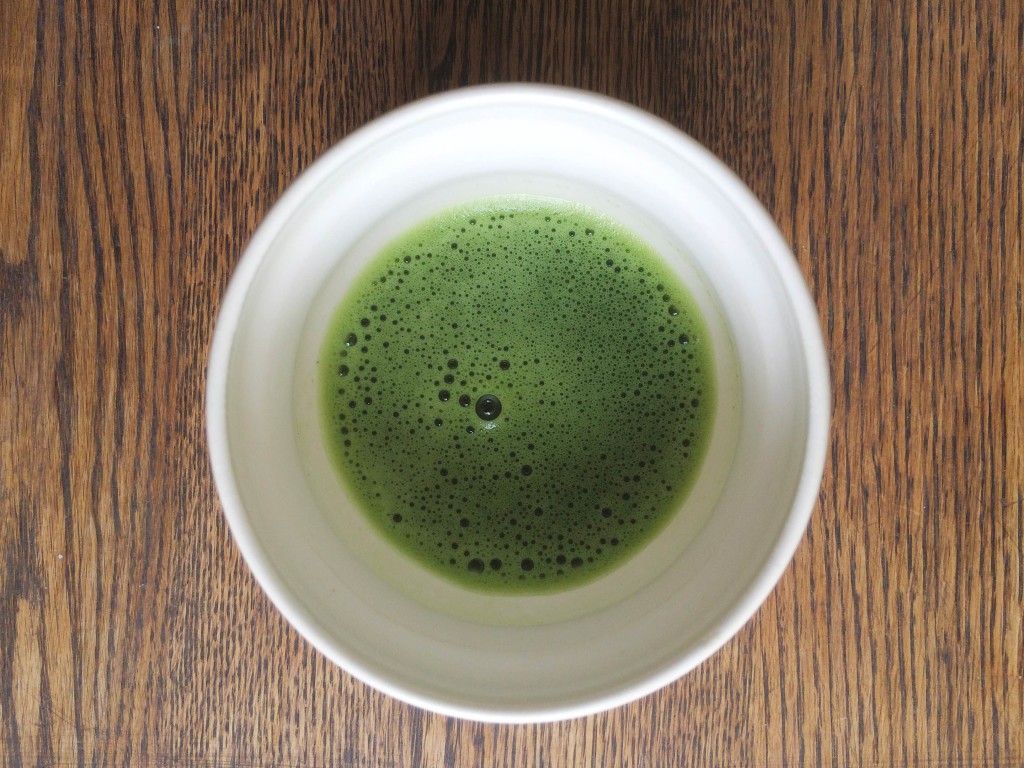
xmin=319 ymin=195 xmax=715 ymax=593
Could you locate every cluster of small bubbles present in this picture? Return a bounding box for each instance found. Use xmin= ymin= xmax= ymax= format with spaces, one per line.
xmin=319 ymin=196 xmax=714 ymax=593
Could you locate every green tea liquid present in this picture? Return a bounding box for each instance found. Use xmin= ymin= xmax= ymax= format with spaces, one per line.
xmin=319 ymin=196 xmax=715 ymax=593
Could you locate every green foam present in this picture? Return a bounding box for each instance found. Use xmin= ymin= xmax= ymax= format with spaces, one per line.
xmin=319 ymin=195 xmax=715 ymax=594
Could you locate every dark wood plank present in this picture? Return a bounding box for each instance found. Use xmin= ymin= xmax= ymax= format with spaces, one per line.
xmin=1 ymin=0 xmax=1021 ymax=765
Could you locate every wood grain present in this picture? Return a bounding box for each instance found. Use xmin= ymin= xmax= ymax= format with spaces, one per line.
xmin=1 ymin=0 xmax=1021 ymax=765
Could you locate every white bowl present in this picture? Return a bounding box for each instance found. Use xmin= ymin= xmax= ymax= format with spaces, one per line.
xmin=206 ymin=85 xmax=830 ymax=723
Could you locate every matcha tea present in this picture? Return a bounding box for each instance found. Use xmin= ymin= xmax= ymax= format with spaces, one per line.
xmin=319 ymin=196 xmax=714 ymax=593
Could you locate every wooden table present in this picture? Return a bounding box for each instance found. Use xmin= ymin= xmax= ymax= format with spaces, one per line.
xmin=2 ymin=0 xmax=1021 ymax=765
